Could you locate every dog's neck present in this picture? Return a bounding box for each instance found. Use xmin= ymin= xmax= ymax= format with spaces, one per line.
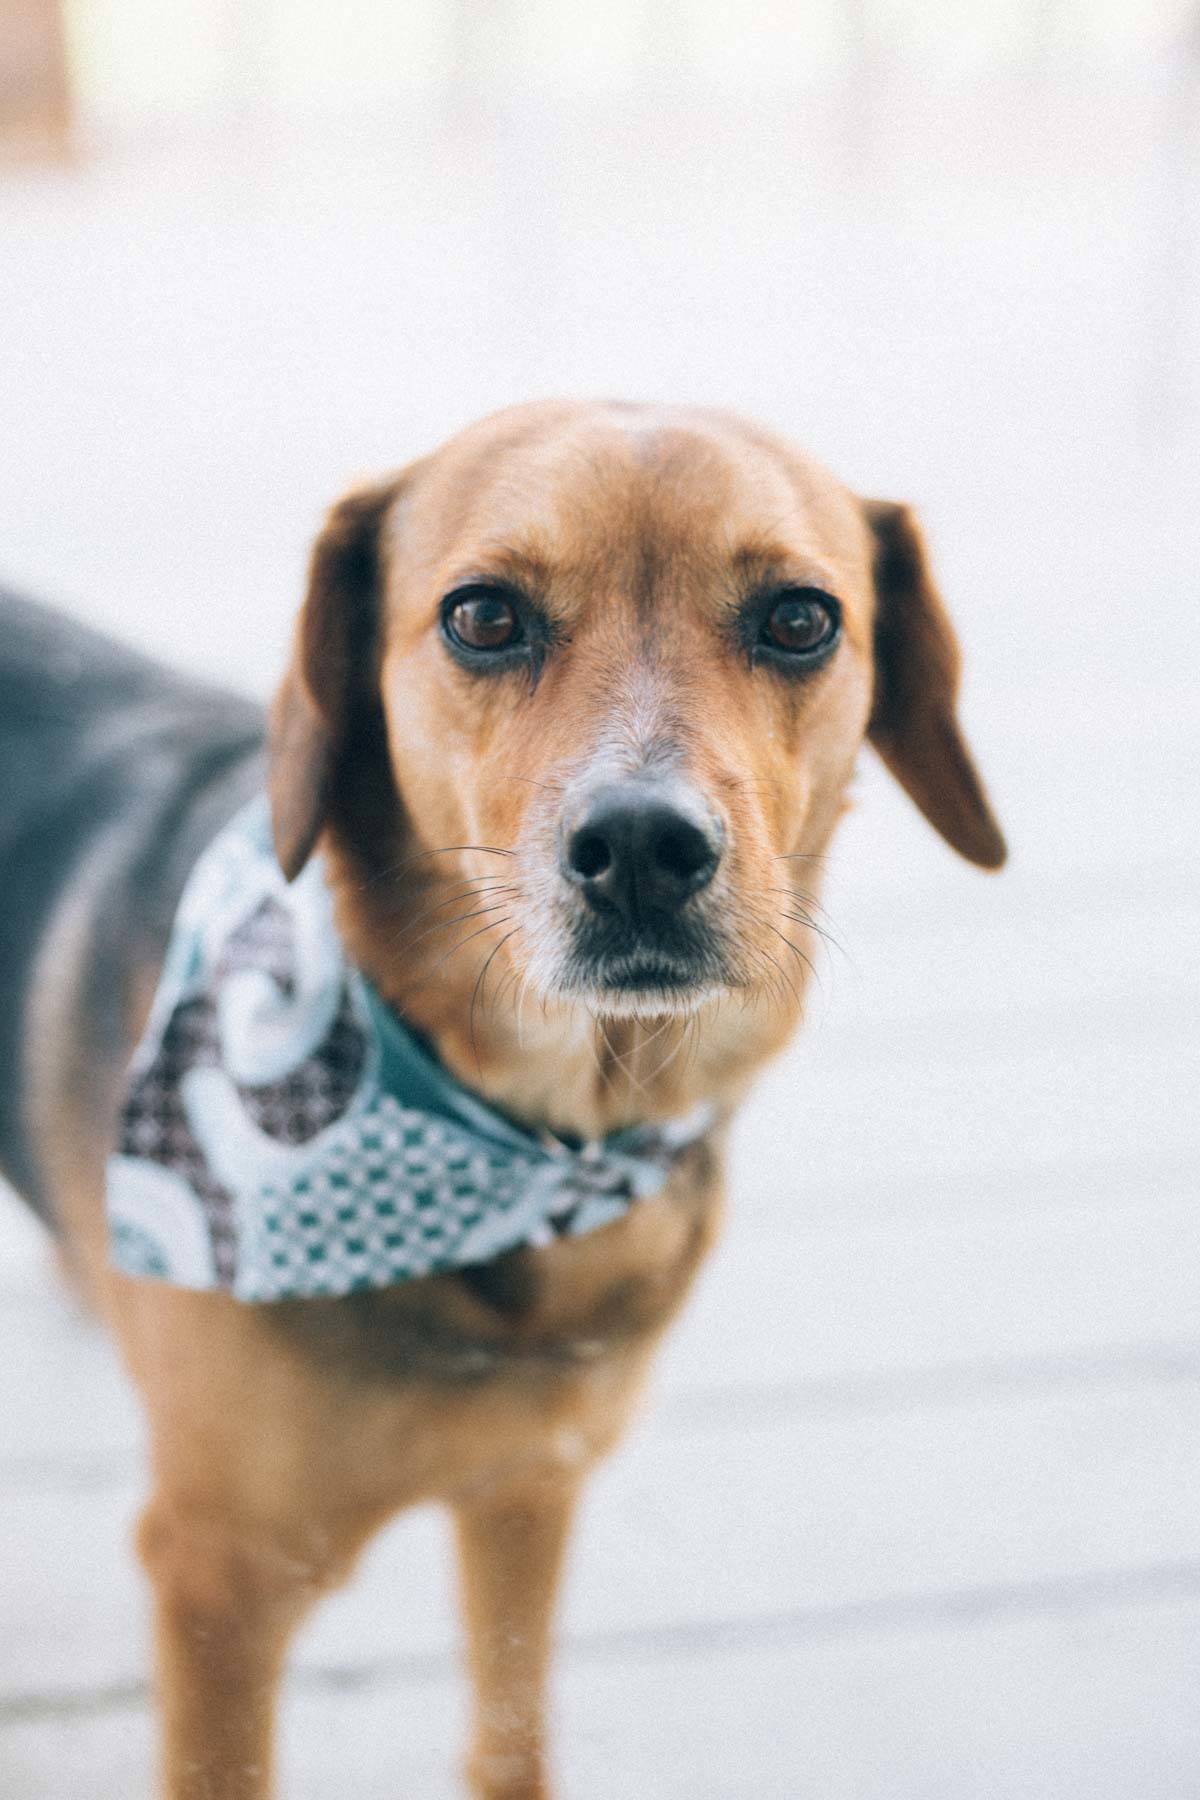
xmin=322 ymin=829 xmax=804 ymax=1145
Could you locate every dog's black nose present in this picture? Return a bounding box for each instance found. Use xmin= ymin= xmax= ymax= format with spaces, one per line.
xmin=561 ymin=785 xmax=722 ymax=922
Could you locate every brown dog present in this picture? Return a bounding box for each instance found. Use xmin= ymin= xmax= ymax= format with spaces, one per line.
xmin=3 ymin=399 xmax=1004 ymax=1799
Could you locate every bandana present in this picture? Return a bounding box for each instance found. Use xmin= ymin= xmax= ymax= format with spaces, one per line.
xmin=106 ymin=798 xmax=713 ymax=1301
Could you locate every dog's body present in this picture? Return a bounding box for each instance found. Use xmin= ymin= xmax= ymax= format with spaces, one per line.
xmin=3 ymin=401 xmax=1004 ymax=1799
xmin=0 ymin=592 xmax=265 ymax=1216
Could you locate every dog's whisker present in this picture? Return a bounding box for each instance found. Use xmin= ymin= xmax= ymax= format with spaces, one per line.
xmin=354 ymin=843 xmax=517 ymax=892
xmin=520 ymin=969 xmax=538 ymax=1047
xmin=628 ymin=1017 xmax=686 ymax=1092
xmin=684 ymin=1011 xmax=705 ymax=1078
xmin=581 ymin=1007 xmax=619 ymax=1095
xmin=385 ymin=881 xmax=517 ymax=950
xmin=517 ymin=966 xmax=541 ymax=1052
xmin=421 ymin=913 xmax=514 ymax=984
xmin=469 ymin=928 xmax=522 ymax=1072
xmin=389 ymin=897 xmax=518 ymax=961
xmin=764 ymin=897 xmax=844 ymax=975
xmin=757 ymin=948 xmax=797 ymax=1011
xmin=643 ymin=1019 xmax=692 ymax=1088
xmin=609 ymin=1015 xmax=677 ymax=1096
xmin=780 ymin=918 xmax=845 ymax=968
xmin=590 ymin=1014 xmax=626 ymax=1095
xmin=761 ymin=923 xmax=820 ymax=1002
xmin=591 ymin=1017 xmax=646 ymax=1097
xmin=773 ymin=902 xmax=844 ymax=959
xmin=631 ymin=1014 xmax=678 ymax=1061
xmin=489 ymin=961 xmax=522 ymax=1028
xmin=765 ymin=880 xmax=837 ymax=924
xmin=494 ymin=774 xmax=566 ymax=795
xmin=742 ymin=937 xmax=793 ymax=1013
xmin=608 ymin=1015 xmax=677 ymax=1094
xmin=395 ymin=877 xmax=517 ymax=918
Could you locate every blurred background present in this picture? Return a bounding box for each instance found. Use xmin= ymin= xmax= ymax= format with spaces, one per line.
xmin=1 ymin=2 xmax=1198 ymax=1795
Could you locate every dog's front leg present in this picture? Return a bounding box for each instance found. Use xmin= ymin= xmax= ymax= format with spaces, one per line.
xmin=137 ymin=1500 xmax=327 ymax=1800
xmin=452 ymin=1477 xmax=581 ymax=1800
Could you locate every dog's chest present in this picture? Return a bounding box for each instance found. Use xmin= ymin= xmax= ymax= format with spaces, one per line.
xmin=197 ymin=1149 xmax=726 ymax=1508
xmin=264 ymin=1140 xmax=722 ymax=1387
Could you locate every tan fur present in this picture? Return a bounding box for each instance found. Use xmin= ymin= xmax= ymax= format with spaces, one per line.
xmin=44 ymin=400 xmax=1003 ymax=1798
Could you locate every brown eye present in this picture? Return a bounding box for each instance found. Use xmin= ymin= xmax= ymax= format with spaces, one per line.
xmin=444 ymin=589 xmax=521 ymax=653
xmin=761 ymin=589 xmax=840 ymax=656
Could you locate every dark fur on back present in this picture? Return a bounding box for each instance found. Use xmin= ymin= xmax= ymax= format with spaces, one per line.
xmin=0 ymin=590 xmax=266 ymax=1215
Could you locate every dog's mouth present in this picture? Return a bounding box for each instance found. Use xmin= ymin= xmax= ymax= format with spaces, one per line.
xmin=556 ymin=919 xmax=731 ymax=1015
xmin=598 ymin=958 xmax=698 ymax=991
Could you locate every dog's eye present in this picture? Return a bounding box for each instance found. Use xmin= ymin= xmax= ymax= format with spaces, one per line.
xmin=761 ymin=590 xmax=840 ymax=657
xmin=444 ymin=589 xmax=522 ymax=653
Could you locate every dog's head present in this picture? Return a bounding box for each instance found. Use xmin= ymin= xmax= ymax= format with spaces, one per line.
xmin=269 ymin=402 xmax=1003 ymax=1101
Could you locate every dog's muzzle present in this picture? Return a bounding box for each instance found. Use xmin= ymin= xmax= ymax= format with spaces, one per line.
xmin=557 ymin=779 xmax=727 ymax=994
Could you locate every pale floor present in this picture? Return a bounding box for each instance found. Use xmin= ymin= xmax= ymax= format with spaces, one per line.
xmin=1 ymin=71 xmax=1198 ymax=1798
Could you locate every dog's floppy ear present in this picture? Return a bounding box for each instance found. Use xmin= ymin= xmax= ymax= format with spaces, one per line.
xmin=864 ymin=499 xmax=1007 ymax=870
xmin=269 ymin=477 xmax=399 ymax=880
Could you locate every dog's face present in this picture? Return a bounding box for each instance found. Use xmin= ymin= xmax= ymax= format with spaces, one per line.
xmin=270 ymin=402 xmax=1004 ymax=1039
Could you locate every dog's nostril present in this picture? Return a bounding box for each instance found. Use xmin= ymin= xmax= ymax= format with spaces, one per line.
xmin=652 ymin=820 xmax=715 ymax=885
xmin=567 ymin=828 xmax=613 ymax=881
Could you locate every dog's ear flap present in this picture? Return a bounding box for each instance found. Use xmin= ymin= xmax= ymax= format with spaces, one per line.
xmin=864 ymin=499 xmax=1007 ymax=870
xmin=269 ymin=478 xmax=399 ymax=880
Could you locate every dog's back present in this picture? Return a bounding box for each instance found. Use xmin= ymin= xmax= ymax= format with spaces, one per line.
xmin=0 ymin=591 xmax=266 ymax=1215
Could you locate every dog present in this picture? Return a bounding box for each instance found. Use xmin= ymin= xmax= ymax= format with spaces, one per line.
xmin=0 ymin=399 xmax=1005 ymax=1800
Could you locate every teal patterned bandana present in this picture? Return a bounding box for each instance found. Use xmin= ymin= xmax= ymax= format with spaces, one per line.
xmin=106 ymin=798 xmax=713 ymax=1302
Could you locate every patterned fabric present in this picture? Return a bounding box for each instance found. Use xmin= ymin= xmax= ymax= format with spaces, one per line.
xmin=107 ymin=797 xmax=713 ymax=1301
